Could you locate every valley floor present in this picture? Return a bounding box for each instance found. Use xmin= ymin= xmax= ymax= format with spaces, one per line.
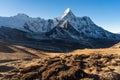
xmin=0 ymin=42 xmax=120 ymax=80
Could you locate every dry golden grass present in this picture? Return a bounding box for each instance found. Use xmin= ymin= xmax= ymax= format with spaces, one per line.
xmin=0 ymin=50 xmax=119 ymax=80
xmin=0 ymin=41 xmax=120 ymax=80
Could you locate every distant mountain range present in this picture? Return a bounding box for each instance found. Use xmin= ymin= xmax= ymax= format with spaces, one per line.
xmin=0 ymin=8 xmax=119 ymax=52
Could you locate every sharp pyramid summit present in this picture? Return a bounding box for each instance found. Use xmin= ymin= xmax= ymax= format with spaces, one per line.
xmin=60 ymin=8 xmax=76 ymax=19
xmin=0 ymin=8 xmax=119 ymax=51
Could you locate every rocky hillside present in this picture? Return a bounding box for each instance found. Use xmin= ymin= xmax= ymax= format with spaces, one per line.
xmin=1 ymin=52 xmax=120 ymax=80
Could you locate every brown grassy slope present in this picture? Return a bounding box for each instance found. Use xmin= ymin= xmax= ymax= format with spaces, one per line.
xmin=0 ymin=41 xmax=59 ymax=79
xmin=0 ymin=40 xmax=120 ymax=80
xmin=0 ymin=41 xmax=53 ymax=60
xmin=112 ymin=42 xmax=120 ymax=48
xmin=0 ymin=48 xmax=120 ymax=80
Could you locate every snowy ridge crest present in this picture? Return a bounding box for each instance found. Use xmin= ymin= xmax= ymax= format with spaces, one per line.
xmin=0 ymin=8 xmax=119 ymax=40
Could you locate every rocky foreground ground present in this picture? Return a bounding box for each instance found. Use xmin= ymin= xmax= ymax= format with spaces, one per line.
xmin=0 ymin=41 xmax=120 ymax=80
xmin=0 ymin=49 xmax=120 ymax=80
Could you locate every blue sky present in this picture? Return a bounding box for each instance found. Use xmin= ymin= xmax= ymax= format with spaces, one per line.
xmin=0 ymin=0 xmax=119 ymax=33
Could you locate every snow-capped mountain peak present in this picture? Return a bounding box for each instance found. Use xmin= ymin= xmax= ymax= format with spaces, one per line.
xmin=65 ymin=8 xmax=71 ymax=13
xmin=0 ymin=8 xmax=119 ymax=42
xmin=13 ymin=13 xmax=29 ymax=19
xmin=0 ymin=8 xmax=119 ymax=50
xmin=60 ymin=8 xmax=76 ymax=19
xmin=61 ymin=8 xmax=71 ymax=18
